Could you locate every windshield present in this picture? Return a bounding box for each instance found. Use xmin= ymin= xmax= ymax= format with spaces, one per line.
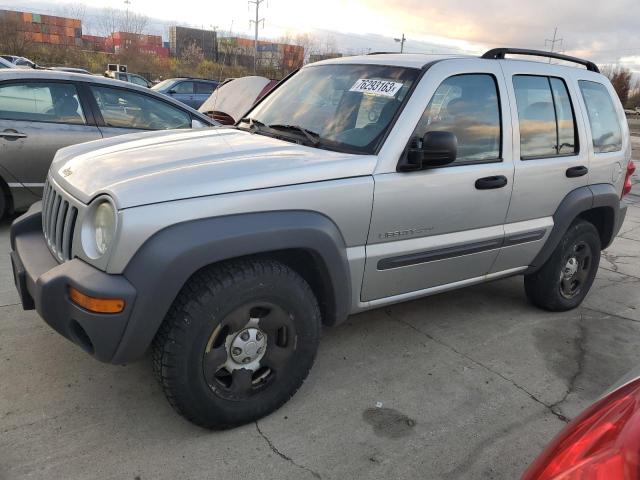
xmin=151 ymin=79 xmax=176 ymax=91
xmin=241 ymin=64 xmax=419 ymax=154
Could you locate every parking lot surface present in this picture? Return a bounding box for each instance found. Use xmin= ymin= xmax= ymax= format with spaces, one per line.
xmin=1 ymin=142 xmax=639 ymax=480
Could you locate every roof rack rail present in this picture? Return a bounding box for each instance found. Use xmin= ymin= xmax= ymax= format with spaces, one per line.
xmin=481 ymin=48 xmax=600 ymax=73
xmin=367 ymin=51 xmax=396 ymax=55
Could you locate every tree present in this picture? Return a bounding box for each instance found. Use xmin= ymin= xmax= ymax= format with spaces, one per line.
xmin=600 ymin=65 xmax=633 ymax=106
xmin=0 ymin=12 xmax=32 ymax=56
xmin=181 ymin=41 xmax=205 ymax=67
xmin=97 ymin=6 xmax=148 ymax=36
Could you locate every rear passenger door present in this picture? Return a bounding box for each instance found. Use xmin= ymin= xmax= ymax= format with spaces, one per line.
xmin=194 ymin=81 xmax=216 ymax=109
xmin=0 ymin=80 xmax=102 ymax=195
xmin=169 ymin=81 xmax=195 ymax=107
xmin=492 ymin=63 xmax=590 ymax=273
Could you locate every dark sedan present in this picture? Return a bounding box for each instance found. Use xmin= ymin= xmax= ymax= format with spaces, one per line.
xmin=152 ymin=78 xmax=219 ymax=109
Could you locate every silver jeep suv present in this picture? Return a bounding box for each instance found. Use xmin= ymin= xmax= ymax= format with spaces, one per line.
xmin=10 ymin=48 xmax=634 ymax=429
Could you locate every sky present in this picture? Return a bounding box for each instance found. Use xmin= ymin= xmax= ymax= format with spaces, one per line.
xmin=8 ymin=0 xmax=640 ymax=72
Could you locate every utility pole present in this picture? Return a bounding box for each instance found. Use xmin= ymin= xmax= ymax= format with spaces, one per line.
xmin=394 ymin=33 xmax=406 ymax=53
xmin=124 ymin=0 xmax=131 ymax=31
xmin=545 ymin=27 xmax=563 ymax=62
xmin=249 ymin=0 xmax=265 ymax=74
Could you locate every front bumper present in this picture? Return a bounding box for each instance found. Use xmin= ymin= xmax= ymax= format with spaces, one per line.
xmin=10 ymin=202 xmax=137 ymax=362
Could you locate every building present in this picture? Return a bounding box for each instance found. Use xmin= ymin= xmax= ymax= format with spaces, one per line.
xmin=106 ymin=32 xmax=169 ymax=58
xmin=169 ymin=26 xmax=218 ymax=61
xmin=0 ymin=9 xmax=82 ymax=47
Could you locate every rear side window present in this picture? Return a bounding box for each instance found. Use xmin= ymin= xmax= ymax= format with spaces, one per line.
xmin=513 ymin=75 xmax=577 ymax=159
xmin=0 ymin=82 xmax=86 ymax=124
xmin=196 ymin=82 xmax=216 ymax=94
xmin=174 ymin=82 xmax=194 ymax=94
xmin=90 ymin=85 xmax=191 ymax=130
xmin=412 ymin=74 xmax=502 ymax=164
xmin=579 ymin=81 xmax=622 ymax=153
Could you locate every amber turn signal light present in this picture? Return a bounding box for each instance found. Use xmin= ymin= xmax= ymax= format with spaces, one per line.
xmin=69 ymin=287 xmax=125 ymax=314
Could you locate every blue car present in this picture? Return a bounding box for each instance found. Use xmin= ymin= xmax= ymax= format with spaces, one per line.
xmin=152 ymin=78 xmax=219 ymax=109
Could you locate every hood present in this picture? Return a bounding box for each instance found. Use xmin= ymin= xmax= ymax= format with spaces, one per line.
xmin=199 ymin=76 xmax=272 ymax=121
xmin=51 ymin=127 xmax=376 ymax=209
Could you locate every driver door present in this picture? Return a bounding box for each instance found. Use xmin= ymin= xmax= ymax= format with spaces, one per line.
xmin=362 ymin=60 xmax=515 ymax=302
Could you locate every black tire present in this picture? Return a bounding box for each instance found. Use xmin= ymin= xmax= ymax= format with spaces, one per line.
xmin=152 ymin=258 xmax=321 ymax=429
xmin=524 ymin=220 xmax=601 ymax=311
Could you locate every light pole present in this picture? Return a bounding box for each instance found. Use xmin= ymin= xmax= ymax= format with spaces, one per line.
xmin=394 ymin=33 xmax=406 ymax=53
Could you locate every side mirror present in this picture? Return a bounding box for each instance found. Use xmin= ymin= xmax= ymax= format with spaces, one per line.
xmin=399 ymin=131 xmax=458 ymax=171
xmin=168 ymin=89 xmax=177 ymax=95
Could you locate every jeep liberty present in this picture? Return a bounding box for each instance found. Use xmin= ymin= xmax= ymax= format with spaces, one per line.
xmin=10 ymin=48 xmax=634 ymax=428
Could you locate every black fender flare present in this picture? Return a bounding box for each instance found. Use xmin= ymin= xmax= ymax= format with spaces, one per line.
xmin=527 ymin=184 xmax=625 ymax=273
xmin=112 ymin=210 xmax=351 ymax=363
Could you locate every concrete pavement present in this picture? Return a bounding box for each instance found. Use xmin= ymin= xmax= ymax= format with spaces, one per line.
xmin=1 ymin=150 xmax=639 ymax=479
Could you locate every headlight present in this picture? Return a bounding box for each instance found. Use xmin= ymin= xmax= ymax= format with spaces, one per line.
xmin=81 ymin=197 xmax=117 ymax=259
xmin=94 ymin=201 xmax=115 ymax=255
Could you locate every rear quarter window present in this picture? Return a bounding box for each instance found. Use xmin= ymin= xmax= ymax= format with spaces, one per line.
xmin=579 ymin=81 xmax=622 ymax=153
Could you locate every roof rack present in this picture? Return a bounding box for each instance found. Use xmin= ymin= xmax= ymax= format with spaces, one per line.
xmin=367 ymin=52 xmax=396 ymax=55
xmin=481 ymin=48 xmax=600 ymax=73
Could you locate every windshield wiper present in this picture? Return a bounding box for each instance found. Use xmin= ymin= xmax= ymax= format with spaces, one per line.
xmin=268 ymin=124 xmax=321 ymax=146
xmin=238 ymin=117 xmax=268 ymax=134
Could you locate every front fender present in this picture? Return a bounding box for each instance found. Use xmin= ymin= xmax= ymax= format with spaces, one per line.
xmin=112 ymin=210 xmax=351 ymax=363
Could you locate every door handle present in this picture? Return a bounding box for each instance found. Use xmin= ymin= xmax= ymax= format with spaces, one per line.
xmin=0 ymin=129 xmax=27 ymax=139
xmin=566 ymin=166 xmax=588 ymax=178
xmin=475 ymin=175 xmax=508 ymax=190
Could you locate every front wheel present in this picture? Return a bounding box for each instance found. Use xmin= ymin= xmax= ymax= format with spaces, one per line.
xmin=152 ymin=259 xmax=321 ymax=429
xmin=524 ymin=220 xmax=601 ymax=311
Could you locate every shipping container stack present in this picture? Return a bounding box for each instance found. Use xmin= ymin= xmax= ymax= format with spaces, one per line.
xmin=106 ymin=32 xmax=169 ymax=58
xmin=0 ymin=9 xmax=82 ymax=47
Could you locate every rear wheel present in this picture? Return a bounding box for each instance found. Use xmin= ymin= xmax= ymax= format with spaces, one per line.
xmin=152 ymin=259 xmax=321 ymax=429
xmin=525 ymin=220 xmax=601 ymax=311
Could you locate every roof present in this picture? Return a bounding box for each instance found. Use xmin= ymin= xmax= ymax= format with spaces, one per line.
xmin=309 ymin=53 xmax=469 ymax=69
xmin=306 ymin=51 xmax=605 ymax=78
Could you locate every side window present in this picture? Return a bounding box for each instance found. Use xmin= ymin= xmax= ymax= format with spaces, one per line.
xmin=129 ymin=75 xmax=149 ymax=87
xmin=196 ymin=82 xmax=216 ymax=95
xmin=173 ymin=82 xmax=194 ymax=94
xmin=412 ymin=74 xmax=501 ymax=164
xmin=579 ymin=81 xmax=622 ymax=153
xmin=0 ymin=82 xmax=86 ymax=125
xmin=90 ymin=86 xmax=191 ymax=130
xmin=513 ymin=75 xmax=577 ymax=159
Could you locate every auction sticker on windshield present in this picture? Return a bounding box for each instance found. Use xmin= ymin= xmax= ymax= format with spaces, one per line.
xmin=349 ymin=78 xmax=404 ymax=97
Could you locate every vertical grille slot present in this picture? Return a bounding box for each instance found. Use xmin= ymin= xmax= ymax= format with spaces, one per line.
xmin=41 ymin=180 xmax=78 ymax=262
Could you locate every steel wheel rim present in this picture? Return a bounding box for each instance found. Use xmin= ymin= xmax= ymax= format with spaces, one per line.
xmin=202 ymin=301 xmax=297 ymax=401
xmin=559 ymin=240 xmax=592 ymax=299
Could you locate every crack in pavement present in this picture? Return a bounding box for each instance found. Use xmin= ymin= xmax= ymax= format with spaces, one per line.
xmin=601 ymin=251 xmax=640 ymax=276
xmin=384 ymin=309 xmax=571 ymax=424
xmin=547 ymin=311 xmax=586 ymax=420
xmin=255 ymin=422 xmax=321 ymax=479
xmin=583 ymin=306 xmax=640 ymax=324
xmin=598 ymin=265 xmax=640 ymax=282
xmin=0 ymin=302 xmax=21 ymax=308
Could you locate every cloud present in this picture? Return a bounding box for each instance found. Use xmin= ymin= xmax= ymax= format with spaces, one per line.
xmin=362 ymin=0 xmax=640 ymax=64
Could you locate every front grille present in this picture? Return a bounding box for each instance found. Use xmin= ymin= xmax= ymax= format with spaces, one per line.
xmin=42 ymin=180 xmax=78 ymax=262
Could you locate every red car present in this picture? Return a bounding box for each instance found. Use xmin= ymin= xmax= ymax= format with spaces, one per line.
xmin=523 ymin=374 xmax=640 ymax=479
